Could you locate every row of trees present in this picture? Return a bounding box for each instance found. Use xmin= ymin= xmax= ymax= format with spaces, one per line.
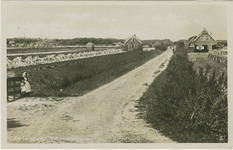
xmin=58 ymin=38 xmax=124 ymax=45
xmin=7 ymin=37 xmax=125 ymax=46
xmin=7 ymin=37 xmax=176 ymax=46
xmin=7 ymin=38 xmax=40 ymax=45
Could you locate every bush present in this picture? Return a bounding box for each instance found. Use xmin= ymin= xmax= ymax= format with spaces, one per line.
xmin=140 ymin=47 xmax=227 ymax=142
xmin=208 ymin=53 xmax=227 ymax=66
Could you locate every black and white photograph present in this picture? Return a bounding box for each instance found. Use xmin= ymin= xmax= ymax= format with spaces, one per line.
xmin=1 ymin=1 xmax=232 ymax=149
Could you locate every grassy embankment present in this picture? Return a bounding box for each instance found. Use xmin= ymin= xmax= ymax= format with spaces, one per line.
xmin=139 ymin=47 xmax=227 ymax=143
xmin=8 ymin=50 xmax=163 ymax=97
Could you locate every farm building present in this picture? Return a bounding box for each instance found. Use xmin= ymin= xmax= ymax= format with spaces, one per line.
xmin=152 ymin=41 xmax=161 ymax=47
xmin=86 ymin=42 xmax=95 ymax=51
xmin=187 ymin=36 xmax=197 ymax=49
xmin=19 ymin=43 xmax=26 ymax=47
xmin=189 ymin=28 xmax=217 ymax=52
xmin=152 ymin=41 xmax=161 ymax=50
xmin=9 ymin=40 xmax=15 ymax=44
xmin=184 ymin=40 xmax=189 ymax=48
xmin=124 ymin=34 xmax=142 ymax=51
xmin=114 ymin=42 xmax=123 ymax=49
xmin=143 ymin=44 xmax=152 ymax=48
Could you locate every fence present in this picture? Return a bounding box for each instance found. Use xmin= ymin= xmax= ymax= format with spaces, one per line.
xmin=7 ymin=77 xmax=24 ymax=102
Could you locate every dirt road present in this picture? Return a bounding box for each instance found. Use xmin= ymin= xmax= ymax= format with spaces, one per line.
xmin=7 ymin=49 xmax=175 ymax=143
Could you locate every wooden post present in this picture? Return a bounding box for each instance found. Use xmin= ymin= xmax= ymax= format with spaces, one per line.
xmin=13 ymin=81 xmax=15 ymax=99
xmin=7 ymin=80 xmax=9 ymax=102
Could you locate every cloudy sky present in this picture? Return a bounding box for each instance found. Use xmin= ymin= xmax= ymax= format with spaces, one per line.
xmin=7 ymin=5 xmax=227 ymax=41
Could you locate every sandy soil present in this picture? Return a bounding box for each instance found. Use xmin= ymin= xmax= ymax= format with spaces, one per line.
xmin=7 ymin=49 xmax=175 ymax=143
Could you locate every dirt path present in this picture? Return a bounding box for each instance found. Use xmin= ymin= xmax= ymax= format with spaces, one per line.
xmin=7 ymin=49 xmax=175 ymax=143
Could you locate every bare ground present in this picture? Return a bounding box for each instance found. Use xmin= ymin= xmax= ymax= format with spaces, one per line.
xmin=7 ymin=49 xmax=175 ymax=143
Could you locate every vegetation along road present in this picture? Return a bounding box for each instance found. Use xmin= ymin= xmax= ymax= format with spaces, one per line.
xmin=7 ymin=49 xmax=175 ymax=143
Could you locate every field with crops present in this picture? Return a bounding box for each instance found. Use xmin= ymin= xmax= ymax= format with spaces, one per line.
xmin=188 ymin=52 xmax=227 ymax=78
xmin=7 ymin=49 xmax=124 ymax=68
xmin=208 ymin=49 xmax=227 ymax=66
xmin=138 ymin=47 xmax=227 ymax=143
xmin=8 ymin=50 xmax=163 ymax=97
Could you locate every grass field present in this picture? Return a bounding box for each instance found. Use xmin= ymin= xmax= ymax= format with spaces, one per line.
xmin=8 ymin=50 xmax=163 ymax=97
xmin=139 ymin=48 xmax=227 ymax=143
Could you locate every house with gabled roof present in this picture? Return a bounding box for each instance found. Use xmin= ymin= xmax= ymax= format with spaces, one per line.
xmin=124 ymin=34 xmax=142 ymax=51
xmin=86 ymin=42 xmax=95 ymax=51
xmin=152 ymin=41 xmax=161 ymax=50
xmin=193 ymin=28 xmax=217 ymax=52
xmin=9 ymin=40 xmax=15 ymax=44
xmin=113 ymin=42 xmax=123 ymax=46
xmin=153 ymin=41 xmax=161 ymax=46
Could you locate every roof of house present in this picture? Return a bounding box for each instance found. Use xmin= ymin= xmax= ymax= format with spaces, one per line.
xmin=188 ymin=36 xmax=197 ymax=44
xmin=124 ymin=34 xmax=142 ymax=44
xmin=194 ymin=28 xmax=216 ymax=42
xmin=86 ymin=42 xmax=94 ymax=46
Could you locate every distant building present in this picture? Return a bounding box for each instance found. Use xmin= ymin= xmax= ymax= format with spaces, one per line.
xmin=52 ymin=44 xmax=57 ymax=48
xmin=152 ymin=41 xmax=161 ymax=49
xmin=153 ymin=41 xmax=161 ymax=46
xmin=184 ymin=40 xmax=189 ymax=48
xmin=114 ymin=42 xmax=123 ymax=49
xmin=188 ymin=36 xmax=197 ymax=49
xmin=124 ymin=34 xmax=142 ymax=51
xmin=27 ymin=43 xmax=34 ymax=47
xmin=9 ymin=40 xmax=15 ymax=44
xmin=193 ymin=28 xmax=217 ymax=52
xmin=11 ymin=44 xmax=15 ymax=47
xmin=20 ymin=43 xmax=26 ymax=47
xmin=86 ymin=42 xmax=95 ymax=51
xmin=143 ymin=45 xmax=150 ymax=48
xmin=15 ymin=43 xmax=20 ymax=47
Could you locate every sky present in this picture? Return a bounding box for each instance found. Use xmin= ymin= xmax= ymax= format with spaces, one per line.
xmin=6 ymin=5 xmax=227 ymax=41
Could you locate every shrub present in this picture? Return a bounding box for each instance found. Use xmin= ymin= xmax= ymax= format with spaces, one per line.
xmin=140 ymin=47 xmax=227 ymax=143
xmin=208 ymin=53 xmax=227 ymax=66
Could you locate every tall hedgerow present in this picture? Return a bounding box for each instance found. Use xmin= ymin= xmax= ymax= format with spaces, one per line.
xmin=141 ymin=47 xmax=227 ymax=142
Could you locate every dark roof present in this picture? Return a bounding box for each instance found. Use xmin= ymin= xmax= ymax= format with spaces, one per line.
xmin=124 ymin=34 xmax=142 ymax=44
xmin=188 ymin=36 xmax=197 ymax=44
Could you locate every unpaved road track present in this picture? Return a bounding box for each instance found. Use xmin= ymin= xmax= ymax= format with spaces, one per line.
xmin=7 ymin=49 xmax=175 ymax=143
